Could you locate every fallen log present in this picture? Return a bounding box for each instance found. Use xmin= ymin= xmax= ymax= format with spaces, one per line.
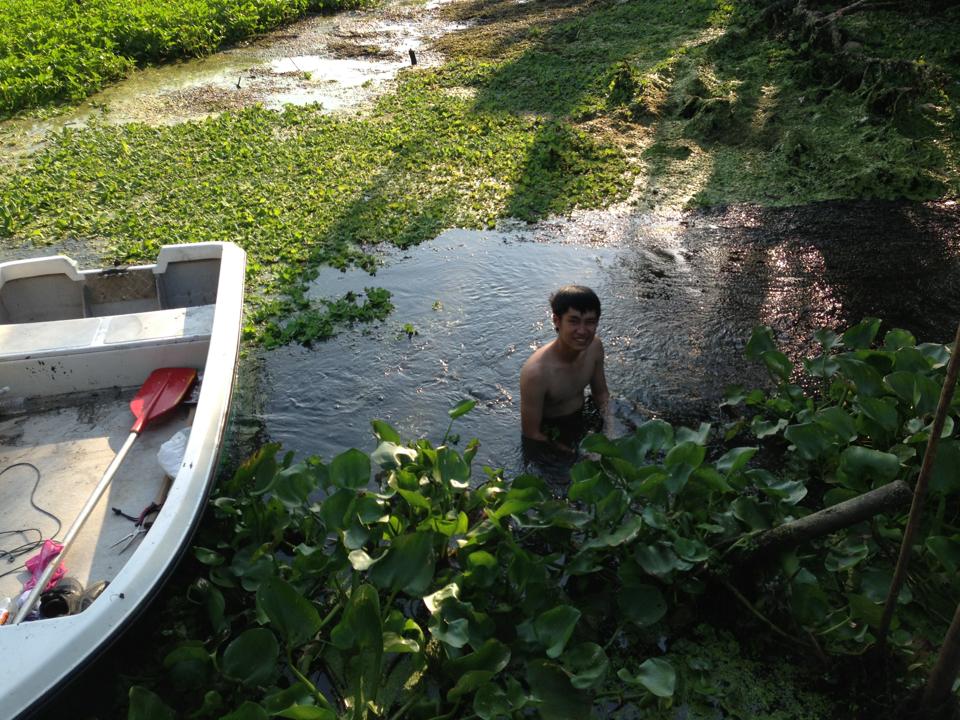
xmin=743 ymin=480 xmax=913 ymax=561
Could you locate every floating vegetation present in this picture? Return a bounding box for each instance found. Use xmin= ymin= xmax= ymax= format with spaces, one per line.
xmin=0 ymin=0 xmax=369 ymax=116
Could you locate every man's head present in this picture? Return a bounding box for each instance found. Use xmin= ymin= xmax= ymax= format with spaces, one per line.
xmin=550 ymin=285 xmax=601 ymax=325
xmin=550 ymin=286 xmax=601 ymax=348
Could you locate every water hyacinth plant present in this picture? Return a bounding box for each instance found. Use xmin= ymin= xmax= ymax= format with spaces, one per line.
xmin=127 ymin=320 xmax=960 ymax=718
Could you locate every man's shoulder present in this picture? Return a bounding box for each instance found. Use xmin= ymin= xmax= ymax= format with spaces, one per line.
xmin=521 ymin=342 xmax=553 ymax=378
xmin=588 ymin=335 xmax=605 ymax=357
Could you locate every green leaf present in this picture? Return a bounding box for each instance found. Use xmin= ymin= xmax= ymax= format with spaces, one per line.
xmin=263 ymin=684 xmax=315 ymax=715
xmin=368 ymin=531 xmax=437 ymax=596
xmin=784 ymin=422 xmax=833 ymax=461
xmin=526 ymin=660 xmax=591 ymax=720
xmin=762 ymin=350 xmax=793 ymax=382
xmin=274 ymin=707 xmax=336 ymax=720
xmin=676 ymin=422 xmax=711 ymax=445
xmin=220 ymin=702 xmax=268 ymax=720
xmin=926 ymin=536 xmax=960 ymax=574
xmin=581 ymin=433 xmax=621 ymax=457
xmin=449 ymin=398 xmax=477 ymax=419
xmin=731 ymin=497 xmax=770 ymax=530
xmin=329 ymin=448 xmax=370 ymax=489
xmin=633 ymin=419 xmax=675 ymax=457
xmin=752 ymin=415 xmax=788 ymax=439
xmin=804 ymin=354 xmax=839 ymax=378
xmin=931 ymin=441 xmax=960 ymax=494
xmin=745 ymin=325 xmax=777 ymax=359
xmin=847 ymin=593 xmax=883 ymax=628
xmin=715 ymin=446 xmax=757 ymax=476
xmin=371 ymin=441 xmax=416 ymax=469
xmin=332 ymin=584 xmax=383 ymax=713
xmin=674 ymin=537 xmax=711 ymax=562
xmin=859 ymin=396 xmax=899 ymax=430
xmin=814 ymin=328 xmax=841 ymax=350
xmin=194 ymin=547 xmax=224 ymax=566
xmin=490 ymin=486 xmax=542 ymax=521
xmin=838 ymin=446 xmax=900 ymax=489
xmin=447 ymin=671 xmax=494 ymax=703
xmin=464 ymin=550 xmax=498 ymax=588
xmin=534 ymin=605 xmax=581 ymax=658
xmin=813 ymin=406 xmax=857 ymax=442
xmin=618 ymin=582 xmax=667 ymax=627
xmin=162 ymin=643 xmax=211 ymax=690
xmin=128 ymin=687 xmax=175 ymax=720
xmin=561 ymin=642 xmax=609 ymax=689
xmin=256 ymin=577 xmax=322 ymax=649
xmin=371 ymin=419 xmax=401 ymax=443
xmin=825 ymin=539 xmax=869 ymax=571
xmin=663 ymin=441 xmax=705 ymax=493
xmin=837 ymin=357 xmax=885 ymax=396
xmin=382 ymin=631 xmax=421 ymax=655
xmin=270 ymin=464 xmax=317 ymax=508
xmin=860 ymin=567 xmax=911 ymax=605
xmin=474 ymin=683 xmax=512 ymax=720
xmin=436 ymin=446 xmax=471 ymax=488
xmin=884 ymin=371 xmax=940 ymax=415
xmin=635 ymin=543 xmax=693 ymax=577
xmin=618 ymin=657 xmax=676 ymax=697
xmin=843 ymin=318 xmax=881 ymax=350
xmin=884 ymin=328 xmax=916 ymax=351
xmin=222 ymin=629 xmax=278 ymax=685
xmin=582 ymin=514 xmax=643 ymax=550
xmin=447 ymin=639 xmax=511 ymax=679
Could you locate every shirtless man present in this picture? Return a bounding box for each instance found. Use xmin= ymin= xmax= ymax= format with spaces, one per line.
xmin=520 ymin=285 xmax=611 ymax=453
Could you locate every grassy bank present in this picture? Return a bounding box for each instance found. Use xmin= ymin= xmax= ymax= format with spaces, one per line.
xmin=0 ymin=0 xmax=366 ymax=116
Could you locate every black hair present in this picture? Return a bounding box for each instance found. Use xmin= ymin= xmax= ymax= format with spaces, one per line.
xmin=550 ymin=285 xmax=601 ymax=318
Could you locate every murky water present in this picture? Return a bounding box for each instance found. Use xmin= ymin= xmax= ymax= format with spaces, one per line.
xmin=253 ymin=200 xmax=960 ymax=476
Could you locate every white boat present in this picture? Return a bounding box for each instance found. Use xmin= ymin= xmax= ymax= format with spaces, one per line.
xmin=0 ymin=242 xmax=246 ymax=718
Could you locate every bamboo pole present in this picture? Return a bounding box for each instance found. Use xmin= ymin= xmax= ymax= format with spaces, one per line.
xmin=922 ymin=597 xmax=960 ymax=713
xmin=876 ymin=321 xmax=960 ymax=653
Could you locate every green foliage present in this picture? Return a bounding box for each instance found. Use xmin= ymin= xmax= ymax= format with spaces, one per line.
xmin=723 ymin=319 xmax=960 ymax=654
xmin=0 ymin=0 xmax=368 ymax=116
xmin=133 ymin=373 xmax=884 ymax=717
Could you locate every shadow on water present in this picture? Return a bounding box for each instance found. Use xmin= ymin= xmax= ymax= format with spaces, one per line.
xmin=251 ymin=200 xmax=960 ymax=478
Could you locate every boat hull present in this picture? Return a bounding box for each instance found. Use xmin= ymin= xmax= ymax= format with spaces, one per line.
xmin=0 ymin=242 xmax=246 ymax=718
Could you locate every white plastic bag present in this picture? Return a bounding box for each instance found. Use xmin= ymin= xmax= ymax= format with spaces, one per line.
xmin=157 ymin=428 xmax=190 ymax=479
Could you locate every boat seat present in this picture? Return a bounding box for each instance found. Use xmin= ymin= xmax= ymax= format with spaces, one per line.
xmin=0 ymin=256 xmax=86 ymax=324
xmin=0 ymin=305 xmax=216 ymax=362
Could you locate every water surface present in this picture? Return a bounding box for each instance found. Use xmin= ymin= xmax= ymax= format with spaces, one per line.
xmin=255 ymin=201 xmax=960 ymax=476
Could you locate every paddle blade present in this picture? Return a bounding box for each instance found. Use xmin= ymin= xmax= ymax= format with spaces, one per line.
xmin=130 ymin=367 xmax=197 ymax=433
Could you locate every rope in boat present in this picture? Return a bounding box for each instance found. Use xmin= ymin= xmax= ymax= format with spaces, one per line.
xmin=0 ymin=462 xmax=63 ymax=580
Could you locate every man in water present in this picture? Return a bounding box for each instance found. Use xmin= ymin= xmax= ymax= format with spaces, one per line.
xmin=520 ymin=285 xmax=611 ymax=454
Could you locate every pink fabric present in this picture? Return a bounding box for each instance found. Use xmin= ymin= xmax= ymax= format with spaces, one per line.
xmin=23 ymin=540 xmax=65 ymax=592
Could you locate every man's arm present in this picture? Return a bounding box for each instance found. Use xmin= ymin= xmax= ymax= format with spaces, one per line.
xmin=520 ymin=363 xmax=549 ymax=443
xmin=589 ymin=338 xmax=614 ymax=436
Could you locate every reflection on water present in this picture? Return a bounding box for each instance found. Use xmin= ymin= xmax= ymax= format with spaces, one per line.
xmin=254 ymin=201 xmax=960 ymax=478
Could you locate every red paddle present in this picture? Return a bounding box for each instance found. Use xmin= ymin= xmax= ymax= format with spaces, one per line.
xmin=13 ymin=367 xmax=197 ymax=624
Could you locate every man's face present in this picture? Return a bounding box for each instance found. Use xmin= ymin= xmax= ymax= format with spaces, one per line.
xmin=554 ymin=308 xmax=599 ymax=349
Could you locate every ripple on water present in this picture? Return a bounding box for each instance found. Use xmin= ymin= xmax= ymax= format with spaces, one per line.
xmin=256 ymin=201 xmax=960 ymax=478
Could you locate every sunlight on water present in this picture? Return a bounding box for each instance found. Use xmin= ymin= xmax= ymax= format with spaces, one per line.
xmin=254 ymin=203 xmax=960 ymax=478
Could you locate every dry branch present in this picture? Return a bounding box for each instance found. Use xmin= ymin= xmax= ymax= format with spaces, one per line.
xmin=742 ymin=480 xmax=913 ymax=561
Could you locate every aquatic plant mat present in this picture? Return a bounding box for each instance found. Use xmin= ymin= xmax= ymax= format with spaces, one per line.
xmin=2 ymin=0 xmax=958 ymax=345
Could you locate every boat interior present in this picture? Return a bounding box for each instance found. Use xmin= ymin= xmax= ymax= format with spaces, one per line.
xmin=0 ymin=249 xmax=221 ymax=615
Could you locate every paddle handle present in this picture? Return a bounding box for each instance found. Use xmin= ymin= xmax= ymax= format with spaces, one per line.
xmin=13 ymin=431 xmax=139 ymax=624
